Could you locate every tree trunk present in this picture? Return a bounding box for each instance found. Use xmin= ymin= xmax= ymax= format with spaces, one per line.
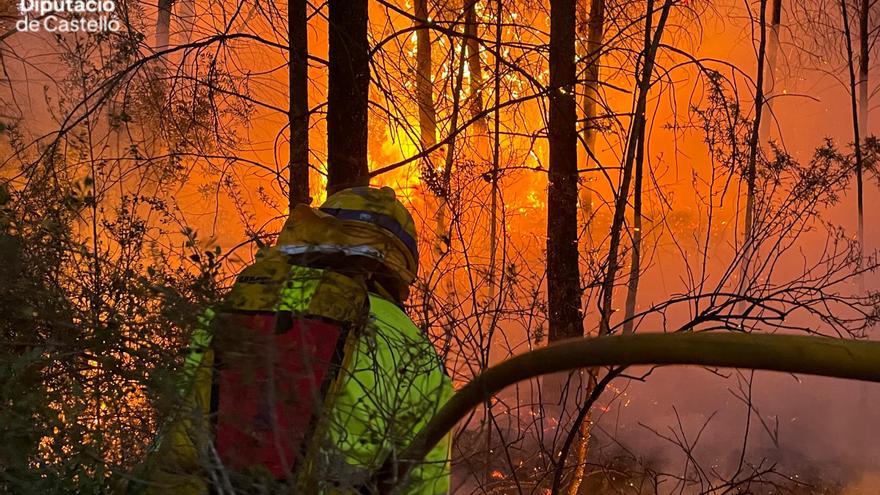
xmin=435 ymin=11 xmax=470 ymax=252
xmin=856 ymin=0 xmax=871 ymax=418
xmin=488 ymin=0 xmax=502 ymax=321
xmin=178 ymin=0 xmax=196 ymax=44
xmin=741 ymin=0 xmax=769 ymax=300
xmin=415 ymin=0 xmax=437 ymax=153
xmin=759 ymin=0 xmax=781 ymax=146
xmin=567 ymin=1 xmax=605 ymax=490
xmin=597 ymin=0 xmax=670 ymax=335
xmin=465 ymin=1 xmax=489 ymax=154
xmin=578 ymin=0 xmax=605 ymax=221
xmin=841 ymin=0 xmax=865 ymax=252
xmin=327 ymin=0 xmax=370 ymax=194
xmin=750 ymin=0 xmax=779 ymax=305
xmin=857 ymin=0 xmax=868 ymax=248
xmin=155 ymin=0 xmax=174 ymax=50
xmin=621 ymin=124 xmax=645 ymax=335
xmin=289 ymin=0 xmax=310 ymax=208
xmin=546 ymin=0 xmax=583 ymax=457
xmin=481 ymin=0 xmax=503 ymax=486
xmin=570 ymin=2 xmax=661 ymax=491
xmin=548 ymin=0 xmax=583 ymax=344
xmin=545 ymin=0 xmax=584 ymax=459
xmin=413 ymin=0 xmax=446 ymax=254
xmin=621 ymin=0 xmax=662 ymax=336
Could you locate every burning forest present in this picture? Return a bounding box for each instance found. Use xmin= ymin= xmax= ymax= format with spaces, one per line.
xmin=1 ymin=0 xmax=880 ymax=493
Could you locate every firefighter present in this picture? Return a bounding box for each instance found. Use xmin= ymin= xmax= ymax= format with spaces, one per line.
xmin=129 ymin=186 xmax=452 ymax=495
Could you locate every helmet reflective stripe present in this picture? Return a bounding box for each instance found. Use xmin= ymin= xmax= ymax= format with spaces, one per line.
xmin=318 ymin=207 xmax=419 ymax=267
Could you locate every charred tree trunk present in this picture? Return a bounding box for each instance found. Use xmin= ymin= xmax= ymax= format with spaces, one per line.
xmin=546 ymin=0 xmax=583 ymax=477
xmin=327 ymin=0 xmax=370 ymax=194
xmin=548 ymin=0 xmax=583 ymax=344
xmin=289 ymin=0 xmax=310 ymax=208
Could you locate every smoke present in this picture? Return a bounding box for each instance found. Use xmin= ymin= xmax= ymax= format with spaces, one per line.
xmin=842 ymin=472 xmax=880 ymax=494
xmin=587 ymin=367 xmax=880 ymax=492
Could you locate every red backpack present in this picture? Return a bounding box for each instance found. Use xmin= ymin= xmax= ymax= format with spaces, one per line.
xmin=210 ymin=259 xmax=368 ymax=478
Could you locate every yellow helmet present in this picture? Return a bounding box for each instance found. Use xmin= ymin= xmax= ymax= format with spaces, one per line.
xmin=276 ymin=186 xmax=419 ymax=296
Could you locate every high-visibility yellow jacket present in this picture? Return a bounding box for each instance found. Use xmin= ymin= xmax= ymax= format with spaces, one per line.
xmin=130 ymin=248 xmax=452 ymax=494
